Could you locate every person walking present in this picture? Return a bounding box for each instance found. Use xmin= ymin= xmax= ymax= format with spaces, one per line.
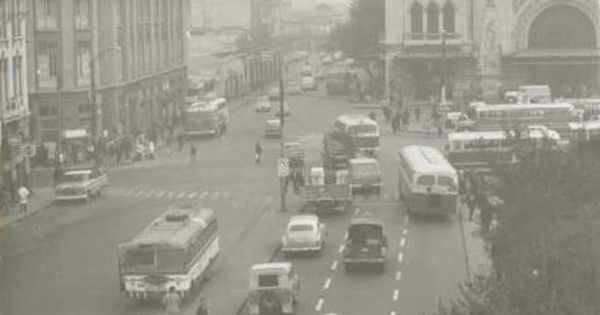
xmin=177 ymin=133 xmax=185 ymax=152
xmin=414 ymin=106 xmax=421 ymax=122
xmin=196 ymin=296 xmax=210 ymax=315
xmin=391 ymin=111 xmax=400 ymax=133
xmin=18 ymin=185 xmax=30 ymax=214
xmin=382 ymin=104 xmax=392 ymax=123
xmin=254 ymin=140 xmax=263 ymax=164
xmin=190 ymin=144 xmax=197 ymax=166
xmin=161 ymin=286 xmax=182 ymax=315
xmin=148 ymin=141 xmax=156 ymax=160
xmin=466 ymin=194 xmax=477 ymax=221
xmin=402 ymin=110 xmax=410 ymax=130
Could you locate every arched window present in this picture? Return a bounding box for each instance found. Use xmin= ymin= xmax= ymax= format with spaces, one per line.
xmin=411 ymin=2 xmax=423 ymax=34
xmin=443 ymin=1 xmax=455 ymax=33
xmin=427 ymin=2 xmax=439 ymax=34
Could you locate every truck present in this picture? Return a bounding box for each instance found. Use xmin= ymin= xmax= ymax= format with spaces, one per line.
xmin=322 ymin=130 xmax=354 ymax=169
xmin=301 ymin=167 xmax=352 ymax=214
xmin=342 ymin=215 xmax=388 ymax=272
xmin=283 ymin=142 xmax=305 ymax=171
xmin=325 ymin=68 xmax=352 ymax=95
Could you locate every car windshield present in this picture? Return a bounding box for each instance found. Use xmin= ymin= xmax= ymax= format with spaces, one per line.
xmin=258 ymin=274 xmax=279 ymax=287
xmin=60 ymin=173 xmax=88 ymax=183
xmin=289 ymin=223 xmax=314 ymax=233
xmin=437 ymin=175 xmax=455 ymax=188
xmin=348 ymin=224 xmax=383 ymax=244
xmin=352 ymin=163 xmax=378 ymax=174
xmin=348 ymin=124 xmax=377 ymax=135
xmin=124 ymin=249 xmax=155 ymax=270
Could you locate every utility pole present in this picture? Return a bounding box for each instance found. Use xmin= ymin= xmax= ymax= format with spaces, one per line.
xmin=278 ymin=51 xmax=287 ymax=212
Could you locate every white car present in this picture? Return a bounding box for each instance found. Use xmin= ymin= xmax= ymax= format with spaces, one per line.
xmin=525 ymin=125 xmax=561 ymax=142
xmin=282 ymin=214 xmax=326 ymax=255
xmin=301 ymin=76 xmax=317 ymax=91
xmin=287 ymin=81 xmax=303 ymax=95
xmin=254 ymin=96 xmax=271 ymax=113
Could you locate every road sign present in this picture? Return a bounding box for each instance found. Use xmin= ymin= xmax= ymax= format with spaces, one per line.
xmin=21 ymin=144 xmax=36 ymax=157
xmin=277 ymin=158 xmax=289 ymax=178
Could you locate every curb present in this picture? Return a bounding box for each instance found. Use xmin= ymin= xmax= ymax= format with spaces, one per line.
xmin=0 ymin=201 xmax=53 ymax=231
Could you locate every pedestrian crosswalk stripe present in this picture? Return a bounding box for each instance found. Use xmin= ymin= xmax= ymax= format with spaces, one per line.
xmin=156 ymin=190 xmax=165 ymax=198
xmin=188 ymin=192 xmax=198 ymax=199
xmin=142 ymin=190 xmax=156 ymax=198
xmin=123 ymin=188 xmax=136 ymax=196
xmin=209 ymin=192 xmax=220 ymax=200
xmin=167 ymin=191 xmax=176 ymax=198
xmin=176 ymin=192 xmax=187 ymax=199
xmin=132 ymin=190 xmax=146 ymax=198
xmin=199 ymin=191 xmax=209 ymax=199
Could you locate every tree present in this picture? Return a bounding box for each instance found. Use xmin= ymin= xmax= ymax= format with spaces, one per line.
xmin=330 ymin=0 xmax=385 ymax=56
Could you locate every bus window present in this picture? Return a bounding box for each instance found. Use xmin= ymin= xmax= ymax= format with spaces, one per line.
xmin=125 ymin=250 xmax=155 ymax=270
xmin=156 ymin=249 xmax=186 ymax=271
xmin=437 ymin=175 xmax=455 ymax=188
xmin=417 ymin=175 xmax=435 ymax=186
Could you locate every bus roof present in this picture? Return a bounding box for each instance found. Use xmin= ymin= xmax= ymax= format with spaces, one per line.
xmin=336 ymin=114 xmax=377 ymax=126
xmin=569 ymin=121 xmax=600 ymax=130
xmin=475 ymin=103 xmax=573 ymax=111
xmin=124 ymin=206 xmax=216 ymax=250
xmin=399 ymin=145 xmax=456 ymax=175
xmin=250 ymin=262 xmax=292 ymax=273
xmin=187 ymin=98 xmax=226 ymax=112
xmin=447 ymin=131 xmax=507 ymax=141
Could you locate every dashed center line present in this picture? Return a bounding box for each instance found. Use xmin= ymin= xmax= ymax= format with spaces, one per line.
xmin=323 ymin=278 xmax=332 ymax=290
xmin=338 ymin=245 xmax=345 ymax=254
xmin=354 ymin=208 xmax=361 ymax=215
xmin=198 ymin=191 xmax=208 ymax=199
xmin=402 ymin=228 xmax=408 ymax=236
xmin=395 ymin=270 xmax=402 ymax=281
xmin=188 ymin=192 xmax=198 ymax=198
xmin=403 ymin=216 xmax=408 ymax=224
xmin=176 ymin=192 xmax=187 ymax=199
xmin=156 ymin=191 xmax=165 ymax=198
xmin=398 ymin=252 xmax=404 ymax=263
xmin=391 ymin=311 xmax=397 ymax=315
xmin=400 ymin=237 xmax=406 ymax=247
xmin=331 ymin=260 xmax=338 ymax=271
xmin=315 ymin=298 xmax=324 ymax=312
xmin=210 ymin=192 xmax=220 ymax=200
xmin=167 ymin=191 xmax=176 ymax=198
xmin=393 ymin=289 xmax=399 ymax=301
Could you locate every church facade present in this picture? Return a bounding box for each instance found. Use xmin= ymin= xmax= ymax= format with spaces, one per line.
xmin=385 ymin=0 xmax=600 ymax=104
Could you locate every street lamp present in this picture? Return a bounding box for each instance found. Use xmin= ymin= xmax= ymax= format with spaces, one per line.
xmin=90 ymin=45 xmax=121 ymax=141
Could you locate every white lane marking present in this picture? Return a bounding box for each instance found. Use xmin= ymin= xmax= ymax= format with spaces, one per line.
xmin=398 ymin=252 xmax=404 ymax=263
xmin=400 ymin=237 xmax=406 ymax=247
xmin=143 ymin=190 xmax=156 ymax=198
xmin=403 ymin=216 xmax=408 ymax=225
xmin=123 ymin=188 xmax=136 ymax=196
xmin=199 ymin=191 xmax=209 ymax=199
xmin=395 ymin=270 xmax=402 ymax=281
xmin=167 ymin=191 xmax=176 ymax=198
xmin=391 ymin=311 xmax=397 ymax=315
xmin=176 ymin=192 xmax=187 ymax=199
xmin=210 ymin=192 xmax=220 ymax=200
xmin=354 ymin=208 xmax=360 ymax=215
xmin=155 ymin=190 xmax=165 ymax=198
xmin=338 ymin=245 xmax=345 ymax=254
xmin=331 ymin=260 xmax=338 ymax=271
xmin=344 ymin=231 xmax=348 ymax=239
xmin=402 ymin=228 xmax=408 ymax=236
xmin=315 ymin=298 xmax=324 ymax=312
xmin=188 ymin=192 xmax=198 ymax=199
xmin=132 ymin=189 xmax=146 ymax=198
xmin=323 ymin=278 xmax=332 ymax=290
xmin=393 ymin=289 xmax=399 ymax=301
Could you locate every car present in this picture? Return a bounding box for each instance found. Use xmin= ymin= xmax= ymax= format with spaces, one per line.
xmin=287 ymin=81 xmax=303 ymax=95
xmin=348 ymin=157 xmax=381 ymax=194
xmin=268 ymin=86 xmax=281 ymax=101
xmin=255 ymin=96 xmax=272 ymax=113
xmin=445 ymin=111 xmax=470 ymax=129
xmin=247 ymin=262 xmax=299 ymax=315
xmin=54 ymin=167 xmax=108 ymax=203
xmin=274 ymin=101 xmax=291 ymax=117
xmin=342 ymin=214 xmax=388 ymax=272
xmin=301 ymin=76 xmax=317 ymax=91
xmin=281 ymin=214 xmax=326 ymax=255
xmin=265 ymin=119 xmax=282 ymax=138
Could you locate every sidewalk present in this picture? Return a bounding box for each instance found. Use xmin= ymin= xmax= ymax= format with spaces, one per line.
xmin=459 ymin=202 xmax=492 ymax=282
xmin=0 ymin=188 xmax=54 ymax=230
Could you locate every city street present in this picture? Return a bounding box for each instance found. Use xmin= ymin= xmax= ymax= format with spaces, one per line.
xmin=0 ymin=86 xmax=465 ymax=315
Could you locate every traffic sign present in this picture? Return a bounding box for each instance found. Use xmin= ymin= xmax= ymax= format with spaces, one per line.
xmin=277 ymin=158 xmax=289 ymax=178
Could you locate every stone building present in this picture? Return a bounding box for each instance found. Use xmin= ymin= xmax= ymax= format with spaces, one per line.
xmin=385 ymin=0 xmax=600 ymax=105
xmin=26 ymin=0 xmax=189 ymax=150
xmin=1 ymin=0 xmax=30 ymax=195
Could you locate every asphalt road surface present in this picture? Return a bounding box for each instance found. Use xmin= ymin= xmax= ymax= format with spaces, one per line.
xmin=0 ymin=85 xmax=466 ymax=315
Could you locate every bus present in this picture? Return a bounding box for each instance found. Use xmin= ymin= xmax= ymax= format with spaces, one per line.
xmin=325 ymin=68 xmax=352 ymax=95
xmin=569 ymin=121 xmax=600 ymax=143
xmin=118 ymin=205 xmax=219 ymax=300
xmin=184 ymin=98 xmax=229 ymax=137
xmin=470 ymin=103 xmax=581 ymax=137
xmin=445 ymin=131 xmax=516 ymax=168
xmin=398 ymin=145 xmax=459 ymax=216
xmin=334 ymin=114 xmax=380 ymax=154
xmin=562 ymin=98 xmax=600 ymax=121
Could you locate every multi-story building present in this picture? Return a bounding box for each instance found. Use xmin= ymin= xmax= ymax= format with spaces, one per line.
xmin=1 ymin=0 xmax=30 ymax=195
xmin=27 ymin=0 xmax=189 ymax=150
xmin=385 ymin=0 xmax=600 ymax=104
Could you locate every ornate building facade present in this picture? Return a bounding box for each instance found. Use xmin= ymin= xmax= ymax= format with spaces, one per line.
xmin=385 ymin=0 xmax=600 ymax=104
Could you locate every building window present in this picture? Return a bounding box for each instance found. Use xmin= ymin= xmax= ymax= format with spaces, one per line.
xmin=427 ymin=2 xmax=439 ymax=34
xmin=0 ymin=0 xmax=6 ymax=38
xmin=12 ymin=0 xmax=24 ymax=37
xmin=443 ymin=1 xmax=455 ymax=33
xmin=13 ymin=56 xmax=22 ymax=97
xmin=36 ymin=41 xmax=59 ymax=88
xmin=410 ymin=2 xmax=423 ymax=34
xmin=75 ymin=41 xmax=91 ymax=86
xmin=74 ymin=0 xmax=90 ymax=29
xmin=35 ymin=0 xmax=58 ymax=30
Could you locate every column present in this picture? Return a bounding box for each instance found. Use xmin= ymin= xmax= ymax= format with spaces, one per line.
xmin=478 ymin=0 xmax=502 ymax=100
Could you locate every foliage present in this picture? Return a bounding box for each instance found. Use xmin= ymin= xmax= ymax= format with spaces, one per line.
xmin=330 ymin=0 xmax=385 ymax=56
xmin=431 ymin=144 xmax=600 ymax=315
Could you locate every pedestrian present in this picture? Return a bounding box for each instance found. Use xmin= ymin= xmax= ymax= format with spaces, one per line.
xmin=148 ymin=141 xmax=156 ymax=160
xmin=382 ymin=104 xmax=392 ymax=123
xmin=162 ymin=286 xmax=182 ymax=315
xmin=480 ymin=198 xmax=493 ymax=233
xmin=1 ymin=187 xmax=12 ymax=214
xmin=437 ymin=120 xmax=444 ymax=138
xmin=391 ymin=111 xmax=400 ymax=133
xmin=18 ymin=185 xmax=30 ymax=214
xmin=196 ymin=296 xmax=210 ymax=315
xmin=466 ymin=194 xmax=477 ymax=221
xmin=402 ymin=110 xmax=410 ymax=129
xmin=414 ymin=106 xmax=421 ymax=122
xmin=53 ymin=164 xmax=63 ymax=187
xmin=190 ymin=144 xmax=197 ymax=165
xmin=166 ymin=133 xmax=173 ymax=155
xmin=292 ymin=170 xmax=301 ymax=194
xmin=177 ymin=133 xmax=185 ymax=152
xmin=254 ymin=140 xmax=263 ymax=164
xmin=368 ymin=112 xmax=377 ymax=122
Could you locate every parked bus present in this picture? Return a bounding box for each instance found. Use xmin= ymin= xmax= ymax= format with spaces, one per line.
xmin=184 ymin=98 xmax=229 ymax=137
xmin=445 ymin=131 xmax=516 ymax=168
xmin=470 ymin=103 xmax=581 ymax=137
xmin=562 ymin=98 xmax=600 ymax=121
xmin=569 ymin=121 xmax=600 ymax=143
xmin=325 ymin=68 xmax=352 ymax=95
xmin=118 ymin=205 xmax=219 ymax=300
xmin=334 ymin=114 xmax=380 ymax=154
xmin=398 ymin=145 xmax=459 ymax=216
xmin=517 ymin=85 xmax=552 ymax=103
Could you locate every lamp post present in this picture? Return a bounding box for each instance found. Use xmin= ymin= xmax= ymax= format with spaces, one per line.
xmin=90 ymin=46 xmax=121 ymax=141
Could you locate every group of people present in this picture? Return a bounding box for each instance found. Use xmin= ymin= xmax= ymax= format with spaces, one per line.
xmin=381 ymin=103 xmax=444 ymax=136
xmin=0 ymin=184 xmax=31 ymax=215
xmin=162 ymin=286 xmax=210 ymax=315
xmin=458 ymin=169 xmax=504 ymax=233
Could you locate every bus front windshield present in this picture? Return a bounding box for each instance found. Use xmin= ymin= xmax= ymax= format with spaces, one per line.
xmin=348 ymin=124 xmax=377 ymax=136
xmin=125 ymin=249 xmax=187 ymax=271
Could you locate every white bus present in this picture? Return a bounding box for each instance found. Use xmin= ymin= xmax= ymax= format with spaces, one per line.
xmin=398 ymin=145 xmax=459 ymax=216
xmin=184 ymin=98 xmax=229 ymax=137
xmin=118 ymin=205 xmax=219 ymax=300
xmin=445 ymin=131 xmax=516 ymax=168
xmin=471 ymin=103 xmax=581 ymax=137
xmin=569 ymin=121 xmax=600 ymax=143
xmin=334 ymin=114 xmax=380 ymax=154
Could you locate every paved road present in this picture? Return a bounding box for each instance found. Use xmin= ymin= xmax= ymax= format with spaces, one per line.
xmin=0 ymin=85 xmax=465 ymax=315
